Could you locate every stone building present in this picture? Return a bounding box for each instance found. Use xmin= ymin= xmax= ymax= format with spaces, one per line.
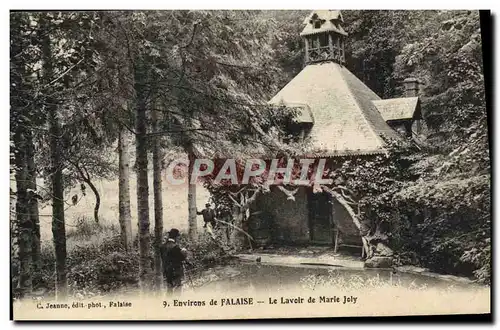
xmin=248 ymin=10 xmax=421 ymax=255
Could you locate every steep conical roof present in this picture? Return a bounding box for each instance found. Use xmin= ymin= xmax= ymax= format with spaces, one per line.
xmin=269 ymin=61 xmax=403 ymax=156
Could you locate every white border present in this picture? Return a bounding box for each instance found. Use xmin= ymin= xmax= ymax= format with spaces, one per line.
xmin=1 ymin=2 xmax=497 ymax=329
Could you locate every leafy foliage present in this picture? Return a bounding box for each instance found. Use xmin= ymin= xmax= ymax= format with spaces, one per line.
xmin=10 ymin=10 xmax=491 ymax=295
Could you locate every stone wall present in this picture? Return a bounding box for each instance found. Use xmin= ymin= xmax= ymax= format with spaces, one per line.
xmin=252 ymin=186 xmax=310 ymax=245
xmin=250 ymin=185 xmax=361 ymax=247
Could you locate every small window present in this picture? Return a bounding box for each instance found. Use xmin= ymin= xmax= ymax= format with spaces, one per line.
xmin=319 ymin=34 xmax=328 ymax=47
xmin=284 ymin=122 xmax=313 ymax=144
xmin=313 ymin=36 xmax=320 ymax=48
xmin=331 ymin=35 xmax=338 ymax=50
xmin=314 ymin=21 xmax=321 ymax=29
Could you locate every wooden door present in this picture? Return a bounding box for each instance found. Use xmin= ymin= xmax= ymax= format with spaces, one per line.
xmin=308 ymin=190 xmax=333 ymax=244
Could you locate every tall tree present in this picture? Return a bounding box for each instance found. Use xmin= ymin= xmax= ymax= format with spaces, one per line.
xmin=187 ymin=146 xmax=197 ymax=240
xmin=12 ymin=128 xmax=32 ymax=296
xmin=10 ymin=12 xmax=36 ymax=297
xmin=118 ymin=127 xmax=133 ymax=250
xmin=34 ymin=10 xmax=100 ymax=297
xmin=85 ymin=12 xmax=135 ymax=245
xmin=134 ymin=57 xmax=152 ymax=290
xmin=153 ymin=10 xmax=295 ymax=242
xmin=151 ymin=98 xmax=164 ymax=290
xmin=40 ymin=14 xmax=67 ymax=298
xmin=26 ymin=130 xmax=41 ymax=283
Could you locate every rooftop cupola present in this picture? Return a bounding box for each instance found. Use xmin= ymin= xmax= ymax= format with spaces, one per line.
xmin=301 ymin=10 xmax=348 ymax=66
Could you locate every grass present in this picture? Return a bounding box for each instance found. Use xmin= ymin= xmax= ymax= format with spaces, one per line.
xmin=37 ymin=172 xmax=212 ymax=248
xmin=299 ymin=269 xmax=433 ymax=291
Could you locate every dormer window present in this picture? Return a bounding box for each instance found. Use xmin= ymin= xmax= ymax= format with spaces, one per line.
xmin=310 ymin=14 xmax=323 ymax=29
xmin=284 ymin=122 xmax=313 ymax=144
xmin=279 ymin=104 xmax=314 ymax=144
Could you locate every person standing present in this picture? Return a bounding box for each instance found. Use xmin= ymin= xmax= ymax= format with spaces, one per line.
xmin=160 ymin=228 xmax=188 ymax=295
xmin=197 ymin=203 xmax=217 ymax=229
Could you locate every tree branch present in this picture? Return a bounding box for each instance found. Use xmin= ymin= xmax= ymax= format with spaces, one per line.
xmin=41 ymin=58 xmax=85 ymax=89
xmin=242 ymin=188 xmax=261 ymax=211
xmin=321 ymin=185 xmax=363 ymax=232
xmin=227 ymin=194 xmax=241 ymax=208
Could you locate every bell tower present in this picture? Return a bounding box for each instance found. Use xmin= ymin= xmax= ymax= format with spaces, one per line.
xmin=300 ymin=10 xmax=347 ymax=65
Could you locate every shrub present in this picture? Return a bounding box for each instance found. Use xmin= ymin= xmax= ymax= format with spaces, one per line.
xmin=37 ymin=233 xmax=140 ymax=297
xmin=68 ymin=249 xmax=140 ymax=296
xmin=67 ymin=234 xmax=140 ymax=297
xmin=391 ymin=175 xmax=491 ymax=284
xmin=66 ymin=216 xmax=101 ymax=240
xmin=178 ymin=230 xmax=232 ymax=271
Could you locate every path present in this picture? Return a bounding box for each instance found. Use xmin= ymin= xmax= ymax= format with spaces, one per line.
xmin=235 ymin=246 xmax=364 ymax=269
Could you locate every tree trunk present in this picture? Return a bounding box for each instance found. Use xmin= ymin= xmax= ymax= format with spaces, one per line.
xmin=48 ymin=107 xmax=67 ymax=299
xmin=11 ymin=18 xmax=34 ymax=296
xmin=230 ymin=209 xmax=245 ymax=250
xmin=135 ymin=65 xmax=151 ymax=291
xmin=321 ymin=186 xmax=392 ymax=261
xmin=152 ymin=106 xmax=164 ymax=290
xmin=74 ymin=163 xmax=100 ymax=224
xmin=42 ymin=18 xmax=67 ymax=299
xmin=187 ymin=149 xmax=197 ymax=241
xmin=228 ymin=189 xmax=260 ymax=251
xmin=86 ymin=176 xmax=100 ymax=224
xmin=321 ymin=186 xmax=370 ymax=256
xmin=14 ymin=129 xmax=32 ymax=297
xmin=26 ymin=130 xmax=41 ymax=287
xmin=118 ymin=127 xmax=133 ymax=250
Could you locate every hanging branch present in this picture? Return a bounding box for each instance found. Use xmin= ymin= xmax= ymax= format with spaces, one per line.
xmin=321 ymin=185 xmax=362 ymax=231
xmin=69 ymin=160 xmax=101 ymax=223
xmin=215 ymin=219 xmax=255 ymax=242
xmin=321 ymin=185 xmax=372 ymax=258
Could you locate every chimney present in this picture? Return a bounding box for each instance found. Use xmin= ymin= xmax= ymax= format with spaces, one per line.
xmin=403 ymin=78 xmax=419 ymax=97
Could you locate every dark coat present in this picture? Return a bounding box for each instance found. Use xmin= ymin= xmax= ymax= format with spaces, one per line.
xmin=198 ymin=208 xmax=216 ymax=225
xmin=160 ymin=241 xmax=187 ymax=280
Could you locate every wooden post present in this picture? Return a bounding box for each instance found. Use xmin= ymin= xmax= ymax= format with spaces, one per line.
xmin=337 ymin=36 xmax=342 ymax=62
xmin=328 ymin=33 xmax=334 ymax=60
xmin=304 ymin=37 xmax=309 ymax=65
xmin=340 ymin=37 xmax=345 ymax=63
xmin=334 ymin=229 xmax=339 ymax=253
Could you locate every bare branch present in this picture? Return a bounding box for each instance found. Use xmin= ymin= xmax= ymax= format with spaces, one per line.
xmin=336 ymin=185 xmax=355 ymax=195
xmin=242 ymin=187 xmax=261 ymax=211
xmin=227 ymin=194 xmax=242 ymax=208
xmin=277 ymin=185 xmax=299 ymax=201
xmin=333 ymin=186 xmax=356 ymax=204
xmin=146 ymin=127 xmax=212 ymax=137
xmin=179 ymin=22 xmax=199 ymax=49
xmin=228 ymin=187 xmax=246 ymax=198
xmin=321 ymin=185 xmax=363 ymax=232
xmin=41 ymin=58 xmax=84 ymax=89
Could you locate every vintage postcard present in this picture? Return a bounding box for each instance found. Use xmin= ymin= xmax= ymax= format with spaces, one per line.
xmin=10 ymin=9 xmax=491 ymax=321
